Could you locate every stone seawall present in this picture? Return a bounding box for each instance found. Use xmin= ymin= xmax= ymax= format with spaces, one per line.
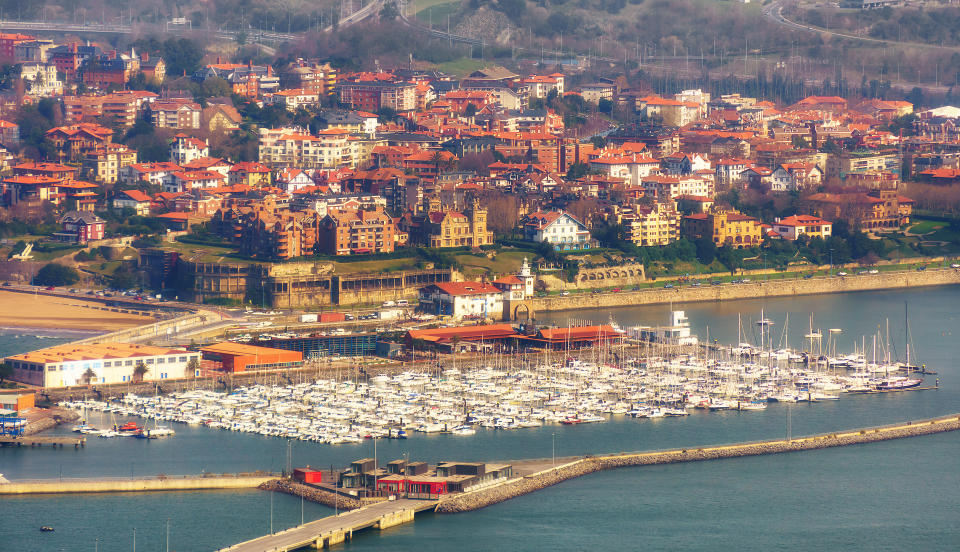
xmin=0 ymin=474 xmax=276 ymax=495
xmin=528 ymin=268 xmax=960 ymax=314
xmin=260 ymin=479 xmax=363 ymax=510
xmin=434 ymin=414 xmax=960 ymax=513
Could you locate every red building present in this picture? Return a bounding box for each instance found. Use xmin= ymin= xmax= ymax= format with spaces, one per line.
xmin=56 ymin=211 xmax=105 ymax=243
xmin=0 ymin=33 xmax=34 ymax=61
xmin=293 ymin=468 xmax=323 ymax=484
xmin=199 ymin=342 xmax=304 ymax=373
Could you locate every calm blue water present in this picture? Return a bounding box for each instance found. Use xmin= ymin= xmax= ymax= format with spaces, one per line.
xmin=2 ymin=287 xmax=959 ymax=551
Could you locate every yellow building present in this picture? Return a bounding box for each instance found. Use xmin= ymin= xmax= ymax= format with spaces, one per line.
xmin=82 ymin=144 xmax=138 ymax=184
xmin=682 ymin=208 xmax=763 ymax=248
xmin=228 ymin=162 xmax=273 ymax=187
xmin=413 ymin=201 xmax=494 ymax=249
xmin=623 ymin=201 xmax=682 ymax=247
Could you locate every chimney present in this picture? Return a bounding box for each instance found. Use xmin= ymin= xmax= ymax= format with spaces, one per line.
xmin=108 ymin=50 xmax=117 ymax=60
xmin=217 ymin=55 xmax=222 ymax=64
xmin=70 ymin=42 xmax=77 ymax=53
xmin=140 ymin=52 xmax=149 ymax=62
xmin=267 ymin=65 xmax=273 ymax=77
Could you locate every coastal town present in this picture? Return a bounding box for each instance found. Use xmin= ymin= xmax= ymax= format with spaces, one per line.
xmin=2 ymin=5 xmax=960 ymax=550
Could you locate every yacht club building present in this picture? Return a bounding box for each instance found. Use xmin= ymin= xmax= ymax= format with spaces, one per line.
xmin=5 ymin=343 xmax=199 ymax=388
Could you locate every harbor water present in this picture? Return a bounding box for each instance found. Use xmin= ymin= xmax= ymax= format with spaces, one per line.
xmin=2 ymin=287 xmax=959 ymax=551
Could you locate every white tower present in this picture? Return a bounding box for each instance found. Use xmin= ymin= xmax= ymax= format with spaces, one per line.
xmin=519 ymin=257 xmax=534 ymax=298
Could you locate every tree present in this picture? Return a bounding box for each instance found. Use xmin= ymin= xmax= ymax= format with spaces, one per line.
xmin=34 ymin=263 xmax=79 ymax=287
xmin=132 ymin=361 xmax=149 ymax=383
xmin=186 ymin=357 xmax=200 ymax=377
xmin=379 ymin=1 xmax=400 ymax=20
xmin=0 ymin=362 xmax=12 ymax=385
xmin=464 ymin=102 xmax=478 ymax=117
xmin=82 ymin=368 xmax=98 ymax=385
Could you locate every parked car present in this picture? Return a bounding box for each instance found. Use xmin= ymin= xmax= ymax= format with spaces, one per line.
xmin=611 ymin=288 xmax=621 ymax=293
xmin=45 ymin=286 xmax=55 ymax=290
xmin=951 ymin=264 xmax=960 ymax=269
xmin=631 ymin=286 xmax=640 ymax=291
xmin=560 ymin=291 xmax=570 ymax=296
xmin=690 ymin=281 xmax=701 ymax=287
xmin=916 ymin=266 xmax=927 ymax=271
xmin=837 ymin=271 xmax=848 ymax=276
xmin=869 ymin=269 xmax=879 ymax=274
xmin=663 ymin=284 xmax=674 ymax=289
xmin=710 ymin=280 xmax=722 ymax=286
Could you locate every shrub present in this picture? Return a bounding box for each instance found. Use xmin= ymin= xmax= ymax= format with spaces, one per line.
xmin=34 ymin=263 xmax=80 ymax=286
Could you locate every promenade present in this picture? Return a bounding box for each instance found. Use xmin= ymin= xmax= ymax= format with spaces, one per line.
xmin=0 ymin=473 xmax=277 ymax=495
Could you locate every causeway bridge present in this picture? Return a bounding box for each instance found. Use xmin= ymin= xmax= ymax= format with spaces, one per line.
xmin=221 ymin=498 xmax=438 ymax=552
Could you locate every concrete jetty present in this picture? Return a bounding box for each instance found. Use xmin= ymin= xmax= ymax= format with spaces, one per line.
xmin=0 ymin=473 xmax=276 ymax=495
xmin=221 ymin=498 xmax=438 ymax=552
xmin=0 ymin=435 xmax=85 ymax=448
xmin=435 ymin=413 xmax=960 ymax=513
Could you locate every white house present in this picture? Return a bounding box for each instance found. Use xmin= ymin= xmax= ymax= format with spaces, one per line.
xmin=661 ymin=152 xmax=711 ymax=175
xmin=112 ymin=189 xmax=152 ymax=215
xmin=772 ymin=215 xmax=832 ymax=241
xmin=170 ymin=134 xmax=209 ymax=165
xmin=163 ymin=170 xmax=226 ymax=193
xmin=642 ymin=175 xmax=714 ymax=199
xmin=589 ymin=156 xmax=660 ymax=186
xmin=522 ymin=210 xmax=595 ymax=251
xmin=5 ymin=343 xmax=200 ymax=388
xmin=276 ymin=168 xmax=315 ymax=192
xmin=418 ymin=281 xmax=504 ymax=320
xmin=770 ymin=163 xmax=823 ymax=192
xmin=715 ymin=158 xmax=752 ymax=187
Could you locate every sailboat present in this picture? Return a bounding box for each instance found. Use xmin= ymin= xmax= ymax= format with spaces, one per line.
xmin=876 ymin=302 xmax=922 ymax=390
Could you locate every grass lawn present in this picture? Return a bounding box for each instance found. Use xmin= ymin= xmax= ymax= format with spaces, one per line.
xmin=332 ymin=257 xmax=420 ymax=274
xmin=416 ymin=1 xmax=459 ymax=25
xmin=433 ymin=57 xmax=487 ymax=77
xmin=455 ymin=250 xmax=531 ymax=279
xmin=908 ymin=219 xmax=946 ymax=235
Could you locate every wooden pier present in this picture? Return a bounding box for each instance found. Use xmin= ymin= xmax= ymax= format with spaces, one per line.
xmin=0 ymin=435 xmax=85 ymax=448
xmin=221 ymin=498 xmax=438 ymax=552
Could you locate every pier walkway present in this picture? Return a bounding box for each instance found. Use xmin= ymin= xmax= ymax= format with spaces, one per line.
xmin=222 ymin=498 xmax=438 ymax=552
xmin=0 ymin=435 xmax=85 ymax=448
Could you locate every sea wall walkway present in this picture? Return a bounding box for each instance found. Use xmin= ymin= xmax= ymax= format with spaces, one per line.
xmin=435 ymin=413 xmax=960 ymax=512
xmin=0 ymin=473 xmax=277 ymax=495
xmin=528 ymin=267 xmax=960 ymax=314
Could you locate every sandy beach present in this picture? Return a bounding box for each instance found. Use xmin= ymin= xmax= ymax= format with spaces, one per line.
xmin=0 ymin=290 xmax=152 ymax=331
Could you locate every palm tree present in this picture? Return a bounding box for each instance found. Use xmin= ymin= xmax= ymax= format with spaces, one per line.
xmin=82 ymin=368 xmax=97 ymax=385
xmin=132 ymin=361 xmax=149 ymax=383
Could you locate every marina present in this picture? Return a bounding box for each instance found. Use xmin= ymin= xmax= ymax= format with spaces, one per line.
xmin=3 ymin=286 xmax=960 ymax=552
xmin=58 ymin=310 xmax=933 ymax=446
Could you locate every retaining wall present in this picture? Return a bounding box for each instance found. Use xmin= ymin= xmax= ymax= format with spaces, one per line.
xmin=528 ymin=268 xmax=960 ymax=314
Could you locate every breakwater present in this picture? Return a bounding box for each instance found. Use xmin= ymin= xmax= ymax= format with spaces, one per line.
xmin=259 ymin=479 xmax=363 ymax=511
xmin=528 ymin=267 xmax=960 ymax=314
xmin=0 ymin=473 xmax=277 ymax=495
xmin=435 ymin=413 xmax=960 ymax=513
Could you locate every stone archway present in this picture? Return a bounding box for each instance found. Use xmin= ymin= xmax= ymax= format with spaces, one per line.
xmin=513 ymin=303 xmax=534 ymax=321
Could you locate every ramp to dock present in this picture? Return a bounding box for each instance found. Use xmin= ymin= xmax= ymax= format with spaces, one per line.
xmin=222 ymin=498 xmax=437 ymax=552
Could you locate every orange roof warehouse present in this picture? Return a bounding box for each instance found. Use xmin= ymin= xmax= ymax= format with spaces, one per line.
xmin=199 ymin=342 xmax=304 ymax=373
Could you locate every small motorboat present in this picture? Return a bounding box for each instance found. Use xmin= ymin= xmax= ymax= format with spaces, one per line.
xmin=40 ymin=526 xmax=54 ymax=532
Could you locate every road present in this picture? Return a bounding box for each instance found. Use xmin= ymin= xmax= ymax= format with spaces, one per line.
xmin=763 ymin=0 xmax=960 ymax=52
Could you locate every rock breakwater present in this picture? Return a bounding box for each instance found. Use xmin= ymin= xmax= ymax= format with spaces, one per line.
xmin=436 ymin=414 xmax=960 ymax=513
xmin=260 ymin=479 xmax=362 ymax=511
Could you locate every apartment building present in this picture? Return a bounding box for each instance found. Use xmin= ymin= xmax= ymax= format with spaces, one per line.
xmin=258 ymin=127 xmax=357 ymax=169
xmin=82 ymin=144 xmax=138 ymax=184
xmin=317 ymin=206 xmax=397 ymax=256
xmin=150 ymin=100 xmax=202 ymax=130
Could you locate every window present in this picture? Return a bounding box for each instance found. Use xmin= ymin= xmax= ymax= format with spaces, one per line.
xmin=125 ymin=360 xmax=133 ymax=366
xmin=104 ymin=361 xmax=111 ymax=367
xmin=157 ymin=357 xmax=165 ymax=364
